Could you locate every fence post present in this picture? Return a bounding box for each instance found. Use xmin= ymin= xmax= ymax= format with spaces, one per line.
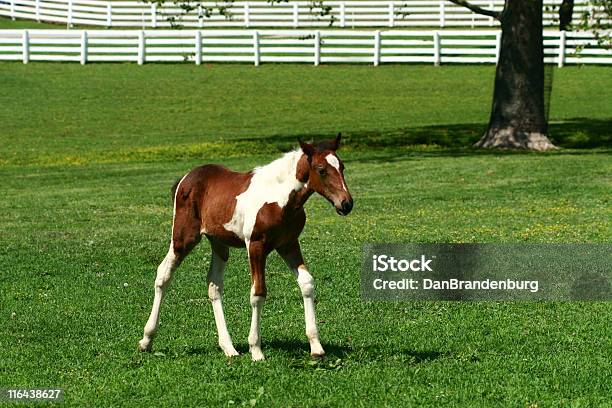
xmin=388 ymin=2 xmax=394 ymax=28
xmin=293 ymin=3 xmax=299 ymax=28
xmin=151 ymin=4 xmax=157 ymax=28
xmin=373 ymin=30 xmax=381 ymax=66
xmin=107 ymin=3 xmax=112 ymax=27
xmin=198 ymin=4 xmax=204 ymax=28
xmin=253 ymin=30 xmax=260 ymax=66
xmin=195 ymin=30 xmax=202 ymax=65
xmin=80 ymin=30 xmax=88 ymax=65
xmin=433 ymin=31 xmax=440 ymax=66
xmin=495 ymin=30 xmax=501 ymax=64
xmin=314 ymin=31 xmax=320 ymax=66
xmin=35 ymin=0 xmax=40 ymax=22
xmin=22 ymin=30 xmax=29 ymax=64
xmin=439 ymin=0 xmax=445 ymax=28
xmin=558 ymin=31 xmax=566 ymax=68
xmin=68 ymin=0 xmax=73 ymax=28
xmin=138 ymin=31 xmax=145 ymax=65
xmin=244 ymin=2 xmax=250 ymax=28
xmin=340 ymin=2 xmax=345 ymax=28
xmin=10 ymin=0 xmax=15 ymax=21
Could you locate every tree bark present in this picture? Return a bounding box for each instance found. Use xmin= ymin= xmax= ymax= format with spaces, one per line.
xmin=475 ymin=0 xmax=557 ymax=150
xmin=559 ymin=0 xmax=574 ymax=31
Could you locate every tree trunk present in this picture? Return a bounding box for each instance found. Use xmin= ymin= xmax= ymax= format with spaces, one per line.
xmin=475 ymin=0 xmax=557 ymax=150
xmin=559 ymin=0 xmax=574 ymax=31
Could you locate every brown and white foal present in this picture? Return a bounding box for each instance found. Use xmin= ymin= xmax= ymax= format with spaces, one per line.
xmin=138 ymin=134 xmax=353 ymax=361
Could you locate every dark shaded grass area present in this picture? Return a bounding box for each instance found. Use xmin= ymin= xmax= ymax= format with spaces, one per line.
xmin=234 ymin=118 xmax=612 ymax=150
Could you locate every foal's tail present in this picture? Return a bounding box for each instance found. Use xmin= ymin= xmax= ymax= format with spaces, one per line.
xmin=170 ymin=178 xmax=182 ymax=204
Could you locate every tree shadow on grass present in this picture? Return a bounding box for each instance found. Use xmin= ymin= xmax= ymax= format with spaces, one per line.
xmin=548 ymin=118 xmax=612 ymax=148
xmin=233 ymin=118 xmax=611 ymax=161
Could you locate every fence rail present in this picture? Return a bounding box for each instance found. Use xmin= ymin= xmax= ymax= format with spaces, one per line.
xmin=1 ymin=29 xmax=610 ymax=66
xmin=0 ymin=0 xmax=608 ymax=29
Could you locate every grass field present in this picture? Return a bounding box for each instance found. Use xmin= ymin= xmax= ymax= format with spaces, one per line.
xmin=0 ymin=62 xmax=611 ymax=407
xmin=0 ymin=16 xmax=63 ymax=29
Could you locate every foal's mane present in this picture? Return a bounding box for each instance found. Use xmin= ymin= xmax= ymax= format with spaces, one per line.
xmin=253 ymin=148 xmax=302 ymax=178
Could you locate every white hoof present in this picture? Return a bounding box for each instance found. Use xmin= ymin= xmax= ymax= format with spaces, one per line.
xmin=138 ymin=338 xmax=152 ymax=352
xmin=250 ymin=347 xmax=265 ymax=361
xmin=219 ymin=338 xmax=239 ymax=357
xmin=309 ymin=339 xmax=325 ymax=357
xmin=311 ymin=352 xmax=325 ymax=360
xmin=222 ymin=346 xmax=240 ymax=357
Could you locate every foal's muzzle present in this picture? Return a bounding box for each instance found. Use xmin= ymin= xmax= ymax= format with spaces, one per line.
xmin=336 ymin=199 xmax=353 ymax=216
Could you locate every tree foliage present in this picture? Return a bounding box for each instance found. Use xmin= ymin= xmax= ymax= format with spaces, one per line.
xmin=145 ymin=0 xmax=335 ymax=28
xmin=577 ymin=0 xmax=612 ymax=48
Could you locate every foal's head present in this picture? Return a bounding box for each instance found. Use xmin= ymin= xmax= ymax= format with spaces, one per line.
xmin=299 ymin=134 xmax=353 ymax=216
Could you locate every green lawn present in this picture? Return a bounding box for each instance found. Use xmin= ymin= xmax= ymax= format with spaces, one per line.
xmin=0 ymin=63 xmax=610 ymax=407
xmin=0 ymin=16 xmax=65 ymax=29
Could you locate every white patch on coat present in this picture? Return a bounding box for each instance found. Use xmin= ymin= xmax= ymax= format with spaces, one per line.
xmin=224 ymin=149 xmax=305 ymax=241
xmin=325 ymin=153 xmax=347 ymax=192
xmin=325 ymin=154 xmax=340 ymax=171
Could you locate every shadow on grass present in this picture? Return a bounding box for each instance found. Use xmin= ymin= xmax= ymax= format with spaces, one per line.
xmin=264 ymin=339 xmax=443 ymax=364
xmin=264 ymin=339 xmax=353 ymax=359
xmin=234 ymin=118 xmax=611 ymax=160
xmin=49 ymin=118 xmax=605 ymax=168
xmin=145 ymin=341 xmax=443 ymax=367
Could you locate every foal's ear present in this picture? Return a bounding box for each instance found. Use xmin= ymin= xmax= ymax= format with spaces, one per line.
xmin=299 ymin=139 xmax=315 ymax=157
xmin=330 ymin=133 xmax=342 ymax=151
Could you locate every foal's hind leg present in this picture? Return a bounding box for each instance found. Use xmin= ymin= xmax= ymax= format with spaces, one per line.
xmin=207 ymin=239 xmax=239 ymax=357
xmin=138 ymin=185 xmax=201 ymax=352
xmin=138 ymin=243 xmax=183 ymax=352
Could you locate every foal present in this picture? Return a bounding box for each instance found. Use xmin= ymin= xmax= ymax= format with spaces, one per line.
xmin=138 ymin=134 xmax=353 ymax=361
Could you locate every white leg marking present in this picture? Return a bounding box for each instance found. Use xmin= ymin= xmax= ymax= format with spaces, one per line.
xmin=208 ymin=251 xmax=239 ymax=357
xmin=248 ymin=285 xmax=266 ymax=361
xmin=297 ymin=266 xmax=325 ymax=357
xmin=139 ymin=245 xmax=178 ymax=351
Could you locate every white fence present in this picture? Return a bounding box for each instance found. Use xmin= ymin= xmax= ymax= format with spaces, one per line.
xmin=0 ymin=0 xmax=607 ymax=29
xmin=1 ymin=29 xmax=610 ymax=66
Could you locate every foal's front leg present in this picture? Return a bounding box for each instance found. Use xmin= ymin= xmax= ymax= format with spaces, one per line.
xmin=277 ymin=240 xmax=325 ymax=358
xmin=247 ymin=240 xmax=267 ymax=361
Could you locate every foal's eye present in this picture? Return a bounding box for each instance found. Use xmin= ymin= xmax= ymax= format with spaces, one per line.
xmin=316 ymin=166 xmax=327 ymax=176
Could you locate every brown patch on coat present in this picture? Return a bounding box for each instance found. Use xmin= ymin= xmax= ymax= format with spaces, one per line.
xmin=171 ymin=164 xmax=252 ymax=255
